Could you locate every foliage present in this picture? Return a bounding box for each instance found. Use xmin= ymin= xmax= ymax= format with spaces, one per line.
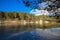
xmin=0 ymin=11 xmax=60 ymax=22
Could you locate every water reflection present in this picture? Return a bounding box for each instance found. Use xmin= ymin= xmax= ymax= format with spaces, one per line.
xmin=0 ymin=24 xmax=60 ymax=40
xmin=0 ymin=25 xmax=60 ymax=40
xmin=8 ymin=28 xmax=60 ymax=40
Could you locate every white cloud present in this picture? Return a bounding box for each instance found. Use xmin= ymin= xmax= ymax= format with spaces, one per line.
xmin=30 ymin=9 xmax=49 ymax=16
xmin=38 ymin=1 xmax=52 ymax=9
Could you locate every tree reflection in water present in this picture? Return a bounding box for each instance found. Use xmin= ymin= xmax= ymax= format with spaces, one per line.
xmin=0 ymin=23 xmax=60 ymax=40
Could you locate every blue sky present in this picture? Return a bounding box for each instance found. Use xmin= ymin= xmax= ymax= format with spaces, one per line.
xmin=0 ymin=0 xmax=51 ymax=14
xmin=0 ymin=0 xmax=31 ymax=12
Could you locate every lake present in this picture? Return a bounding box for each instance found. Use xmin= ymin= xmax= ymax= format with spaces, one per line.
xmin=0 ymin=25 xmax=60 ymax=40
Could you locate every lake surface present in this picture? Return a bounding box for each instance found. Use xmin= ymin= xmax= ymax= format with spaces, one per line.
xmin=0 ymin=26 xmax=60 ymax=40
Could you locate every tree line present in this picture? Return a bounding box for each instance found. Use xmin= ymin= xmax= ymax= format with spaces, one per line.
xmin=0 ymin=11 xmax=60 ymax=22
xmin=0 ymin=12 xmax=35 ymax=21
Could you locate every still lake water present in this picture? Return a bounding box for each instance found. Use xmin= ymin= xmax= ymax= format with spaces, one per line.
xmin=0 ymin=25 xmax=60 ymax=40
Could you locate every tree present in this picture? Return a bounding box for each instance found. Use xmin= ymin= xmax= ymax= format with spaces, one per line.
xmin=0 ymin=12 xmax=6 ymax=20
xmin=55 ymin=12 xmax=60 ymax=19
xmin=19 ymin=12 xmax=24 ymax=20
xmin=30 ymin=14 xmax=35 ymax=21
xmin=5 ymin=12 xmax=10 ymax=20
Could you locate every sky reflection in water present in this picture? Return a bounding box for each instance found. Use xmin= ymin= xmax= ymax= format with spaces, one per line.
xmin=0 ymin=28 xmax=60 ymax=40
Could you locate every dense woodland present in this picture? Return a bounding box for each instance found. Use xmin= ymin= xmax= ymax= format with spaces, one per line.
xmin=0 ymin=11 xmax=60 ymax=22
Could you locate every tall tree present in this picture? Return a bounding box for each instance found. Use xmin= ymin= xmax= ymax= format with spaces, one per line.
xmin=0 ymin=12 xmax=6 ymax=20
